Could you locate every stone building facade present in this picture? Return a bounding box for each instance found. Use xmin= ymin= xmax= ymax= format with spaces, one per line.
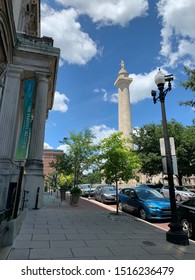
xmin=0 ymin=0 xmax=60 ymax=247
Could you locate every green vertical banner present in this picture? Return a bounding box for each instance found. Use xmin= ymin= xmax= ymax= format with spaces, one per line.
xmin=15 ymin=80 xmax=34 ymax=160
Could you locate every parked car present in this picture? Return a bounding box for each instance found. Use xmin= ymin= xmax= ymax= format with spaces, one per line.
xmin=177 ymin=197 xmax=195 ymax=239
xmin=189 ymin=189 xmax=195 ymax=193
xmin=119 ymin=186 xmax=171 ymax=220
xmin=139 ymin=183 xmax=162 ymax=193
xmin=160 ymin=185 xmax=195 ymax=202
xmin=79 ymin=184 xmax=96 ymax=197
xmin=94 ymin=184 xmax=116 ymax=204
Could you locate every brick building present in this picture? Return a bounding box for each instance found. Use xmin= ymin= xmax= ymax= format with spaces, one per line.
xmin=43 ymin=149 xmax=64 ymax=179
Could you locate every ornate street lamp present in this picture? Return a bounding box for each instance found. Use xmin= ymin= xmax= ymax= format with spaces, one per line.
xmin=151 ymin=69 xmax=189 ymax=245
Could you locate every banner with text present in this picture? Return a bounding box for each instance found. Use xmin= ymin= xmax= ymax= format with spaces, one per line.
xmin=15 ymin=80 xmax=34 ymax=161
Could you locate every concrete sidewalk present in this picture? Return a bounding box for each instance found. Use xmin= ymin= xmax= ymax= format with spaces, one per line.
xmin=4 ymin=192 xmax=195 ymax=260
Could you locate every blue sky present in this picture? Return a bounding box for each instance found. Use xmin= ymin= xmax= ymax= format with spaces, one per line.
xmin=41 ymin=0 xmax=195 ymax=150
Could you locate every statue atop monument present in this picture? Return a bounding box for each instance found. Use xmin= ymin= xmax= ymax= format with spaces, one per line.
xmin=121 ymin=60 xmax=125 ymax=69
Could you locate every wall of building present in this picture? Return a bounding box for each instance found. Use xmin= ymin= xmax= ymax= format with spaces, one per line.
xmin=0 ymin=0 xmax=60 ymax=248
xmin=43 ymin=149 xmax=64 ymax=178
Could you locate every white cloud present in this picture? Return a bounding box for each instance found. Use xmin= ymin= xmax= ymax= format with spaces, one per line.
xmin=94 ymin=88 xmax=118 ymax=103
xmin=41 ymin=3 xmax=98 ymax=65
xmin=52 ymin=91 xmax=69 ymax=113
xmin=56 ymin=0 xmax=148 ymax=26
xmin=46 ymin=121 xmax=56 ymax=127
xmin=44 ymin=142 xmax=53 ymax=149
xmin=90 ymin=124 xmax=117 ymax=144
xmin=130 ymin=68 xmax=173 ymax=103
xmin=56 ymin=144 xmax=69 ymax=153
xmin=130 ymin=70 xmax=159 ymax=103
xmin=95 ymin=69 xmax=172 ymax=104
xmin=110 ymin=93 xmax=118 ymax=103
xmin=157 ymin=0 xmax=195 ymax=67
xmin=41 ymin=0 xmax=148 ymax=65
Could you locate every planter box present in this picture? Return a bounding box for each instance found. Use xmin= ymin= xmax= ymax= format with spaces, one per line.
xmin=70 ymin=195 xmax=80 ymax=205
xmin=60 ymin=190 xmax=66 ymax=201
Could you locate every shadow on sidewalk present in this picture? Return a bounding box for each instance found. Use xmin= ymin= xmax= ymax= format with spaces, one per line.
xmin=42 ymin=191 xmax=115 ymax=211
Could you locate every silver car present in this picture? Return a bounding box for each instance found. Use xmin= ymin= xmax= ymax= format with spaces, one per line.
xmin=94 ymin=184 xmax=116 ymax=204
xmin=160 ymin=185 xmax=195 ymax=202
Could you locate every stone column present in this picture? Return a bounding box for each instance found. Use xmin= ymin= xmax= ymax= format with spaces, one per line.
xmin=0 ymin=65 xmax=23 ymax=209
xmin=118 ymin=83 xmax=132 ymax=138
xmin=114 ymin=61 xmax=133 ymax=147
xmin=25 ymin=73 xmax=49 ymax=209
xmin=0 ymin=65 xmax=23 ymax=159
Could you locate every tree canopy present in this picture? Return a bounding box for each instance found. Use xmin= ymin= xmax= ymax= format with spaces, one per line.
xmin=99 ymin=132 xmax=140 ymax=213
xmin=180 ymin=66 xmax=195 ymax=109
xmin=59 ymin=129 xmax=97 ymax=187
xmin=132 ymin=119 xmax=195 ymax=185
xmin=99 ymin=132 xmax=140 ymax=185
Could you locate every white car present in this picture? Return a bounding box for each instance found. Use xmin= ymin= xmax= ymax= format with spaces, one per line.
xmin=160 ymin=185 xmax=195 ymax=202
xmin=78 ymin=184 xmax=96 ymax=197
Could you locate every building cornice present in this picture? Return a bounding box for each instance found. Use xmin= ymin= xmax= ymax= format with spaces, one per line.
xmin=13 ymin=33 xmax=60 ymax=111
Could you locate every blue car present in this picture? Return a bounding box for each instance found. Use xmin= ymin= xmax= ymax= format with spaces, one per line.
xmin=119 ymin=186 xmax=171 ymax=220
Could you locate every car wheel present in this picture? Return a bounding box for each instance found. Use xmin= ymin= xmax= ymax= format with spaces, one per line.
xmin=176 ymin=194 xmax=181 ymax=202
xmin=118 ymin=201 xmax=123 ymax=211
xmin=161 ymin=192 xmax=165 ymax=197
xmin=181 ymin=219 xmax=193 ymax=238
xmin=139 ymin=208 xmax=147 ymax=220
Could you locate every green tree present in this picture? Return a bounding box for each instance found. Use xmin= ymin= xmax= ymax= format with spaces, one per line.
xmin=176 ymin=125 xmax=195 ymax=183
xmin=50 ymin=153 xmax=72 ymax=175
xmin=81 ymin=168 xmax=102 ymax=185
xmin=58 ymin=173 xmax=73 ymax=190
xmin=99 ymin=132 xmax=141 ymax=214
xmin=180 ymin=66 xmax=195 ymax=110
xmin=60 ymin=129 xmax=97 ymax=187
xmin=49 ymin=153 xmax=73 ymax=189
xmin=132 ymin=120 xmax=195 ymax=185
xmin=132 ymin=123 xmax=162 ymax=176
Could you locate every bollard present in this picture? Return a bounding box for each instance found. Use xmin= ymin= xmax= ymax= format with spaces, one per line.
xmin=12 ymin=166 xmax=24 ymax=219
xmin=21 ymin=190 xmax=29 ymax=210
xmin=33 ymin=187 xmax=40 ymax=210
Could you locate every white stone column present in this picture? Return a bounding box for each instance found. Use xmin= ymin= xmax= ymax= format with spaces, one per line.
xmin=25 ymin=73 xmax=49 ymax=209
xmin=118 ymin=82 xmax=132 ymax=138
xmin=114 ymin=61 xmax=133 ymax=147
xmin=0 ymin=65 xmax=23 ymax=159
xmin=0 ymin=65 xmax=23 ymax=210
xmin=28 ymin=74 xmax=48 ymax=162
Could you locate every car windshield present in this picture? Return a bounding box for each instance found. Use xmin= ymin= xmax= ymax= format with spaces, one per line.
xmin=147 ymin=185 xmax=160 ymax=189
xmin=175 ymin=186 xmax=189 ymax=192
xmin=136 ymin=188 xmax=164 ymax=200
xmin=80 ymin=185 xmax=91 ymax=190
xmin=102 ymin=186 xmax=115 ymax=193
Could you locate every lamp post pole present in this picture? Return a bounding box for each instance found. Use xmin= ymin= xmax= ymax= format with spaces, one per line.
xmin=152 ymin=69 xmax=189 ymax=246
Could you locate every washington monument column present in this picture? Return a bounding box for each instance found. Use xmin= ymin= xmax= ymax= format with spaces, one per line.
xmin=114 ymin=61 xmax=133 ymax=146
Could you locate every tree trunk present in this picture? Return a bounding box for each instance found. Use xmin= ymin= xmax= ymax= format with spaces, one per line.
xmin=116 ymin=180 xmax=119 ymax=215
xmin=176 ymin=173 xmax=183 ymax=186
